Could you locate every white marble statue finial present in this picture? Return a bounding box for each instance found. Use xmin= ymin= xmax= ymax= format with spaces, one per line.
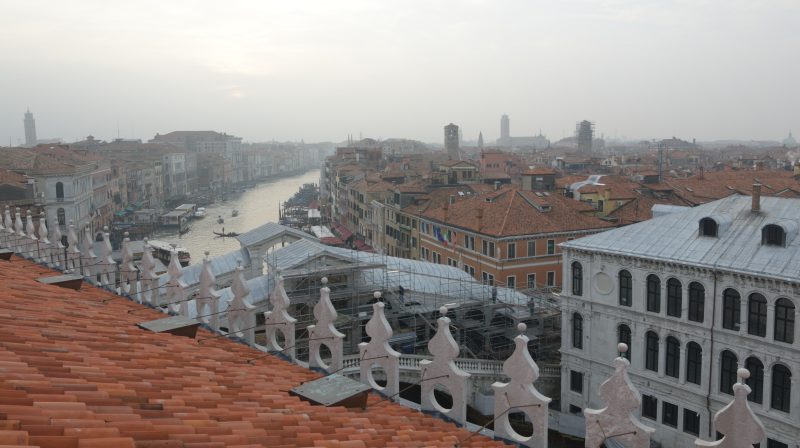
xmin=420 ymin=304 xmax=470 ymax=425
xmin=263 ymin=274 xmax=297 ymax=359
xmin=80 ymin=226 xmax=96 ymax=280
xmin=14 ymin=207 xmax=25 ymax=252
xmin=164 ymin=247 xmax=188 ymax=315
xmin=25 ymin=210 xmax=37 ymax=254
xmin=197 ymin=250 xmax=221 ymax=330
xmin=98 ymin=226 xmax=116 ymax=287
xmin=694 ymin=368 xmax=765 ymax=448
xmin=65 ymin=221 xmax=80 ymax=272
xmin=307 ymin=275 xmax=344 ymax=371
xmin=50 ymin=218 xmax=63 ymax=268
xmin=138 ymin=238 xmax=159 ymax=305
xmin=37 ymin=212 xmax=50 ymax=264
xmin=120 ymin=232 xmax=138 ymax=297
xmin=492 ymin=319 xmax=551 ymax=447
xmin=358 ymin=300 xmax=400 ymax=398
xmin=227 ymin=263 xmax=255 ymax=345
xmin=584 ymin=345 xmax=655 ymax=448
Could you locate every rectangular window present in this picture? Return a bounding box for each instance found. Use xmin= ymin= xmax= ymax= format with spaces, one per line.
xmin=447 ymin=258 xmax=457 ymax=267
xmin=570 ymin=370 xmax=583 ymax=393
xmin=464 ymin=235 xmax=475 ymax=251
xmin=686 ymin=344 xmax=702 ymax=385
xmin=506 ymin=276 xmax=516 ymax=289
xmin=527 ymin=240 xmax=536 ymax=257
xmin=527 ymin=274 xmax=537 ymax=289
xmin=482 ymin=272 xmax=495 ymax=286
xmin=507 ymin=243 xmax=516 ymax=259
xmin=642 ymin=395 xmax=658 ymax=420
xmin=463 ymin=264 xmax=475 ymax=276
xmin=683 ymin=409 xmax=700 ymax=436
xmin=662 ymin=402 xmax=678 ymax=427
xmin=432 ymin=252 xmax=441 ymax=264
xmin=547 ymin=239 xmax=555 ymax=255
xmin=546 ymin=271 xmax=555 ymax=286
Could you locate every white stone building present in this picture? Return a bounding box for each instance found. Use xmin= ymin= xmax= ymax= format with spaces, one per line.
xmin=560 ymin=193 xmax=798 ymax=448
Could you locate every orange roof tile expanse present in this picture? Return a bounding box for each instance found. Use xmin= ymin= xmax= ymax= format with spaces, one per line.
xmin=0 ymin=257 xmax=504 ymax=448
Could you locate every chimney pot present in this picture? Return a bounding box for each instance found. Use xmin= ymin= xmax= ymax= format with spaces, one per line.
xmin=752 ymin=183 xmax=761 ymax=213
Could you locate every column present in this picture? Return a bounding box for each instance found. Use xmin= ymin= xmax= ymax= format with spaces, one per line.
xmin=739 ymin=295 xmax=748 ymax=335
xmin=681 ymin=283 xmax=689 ymax=318
xmin=679 ymin=344 xmax=687 ymax=384
xmin=762 ymin=368 xmax=772 ymax=411
xmin=766 ymin=304 xmax=775 ymax=340
xmin=658 ymin=336 xmax=665 ymax=378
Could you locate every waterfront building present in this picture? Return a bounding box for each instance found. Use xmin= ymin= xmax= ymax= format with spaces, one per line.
xmin=560 ymin=192 xmax=800 ymax=447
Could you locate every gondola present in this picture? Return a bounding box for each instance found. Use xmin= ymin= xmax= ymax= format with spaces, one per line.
xmin=213 ymin=230 xmax=240 ymax=237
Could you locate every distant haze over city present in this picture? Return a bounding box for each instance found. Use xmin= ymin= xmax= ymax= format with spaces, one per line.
xmin=2 ymin=0 xmax=798 ymax=144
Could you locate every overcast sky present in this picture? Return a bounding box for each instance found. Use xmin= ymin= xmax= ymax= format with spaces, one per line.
xmin=1 ymin=0 xmax=798 ymax=145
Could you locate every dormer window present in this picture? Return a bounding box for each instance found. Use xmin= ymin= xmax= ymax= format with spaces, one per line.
xmin=699 ymin=217 xmax=718 ymax=237
xmin=762 ymin=224 xmax=786 ymax=247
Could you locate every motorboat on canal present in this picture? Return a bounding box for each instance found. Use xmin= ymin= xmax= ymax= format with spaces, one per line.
xmin=194 ymin=207 xmax=207 ymax=218
xmin=146 ymin=239 xmax=191 ymax=266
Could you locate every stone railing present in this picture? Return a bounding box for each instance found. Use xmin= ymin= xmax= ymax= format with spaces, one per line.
xmin=343 ymin=353 xmax=560 ymax=379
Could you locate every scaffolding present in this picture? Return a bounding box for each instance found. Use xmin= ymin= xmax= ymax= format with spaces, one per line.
xmin=256 ymin=239 xmax=562 ymax=363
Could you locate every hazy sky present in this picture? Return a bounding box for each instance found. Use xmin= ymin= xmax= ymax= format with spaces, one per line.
xmin=2 ymin=0 xmax=798 ymax=145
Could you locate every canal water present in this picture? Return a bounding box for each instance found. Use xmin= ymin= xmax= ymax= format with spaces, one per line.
xmin=153 ymin=169 xmax=320 ymax=262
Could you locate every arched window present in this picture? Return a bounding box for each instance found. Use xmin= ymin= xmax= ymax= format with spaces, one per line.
xmin=57 ymin=208 xmax=66 ymax=226
xmin=619 ymin=270 xmax=632 ymax=307
xmin=719 ymin=350 xmax=738 ymax=395
xmin=646 ymin=275 xmax=661 ymax=313
xmin=699 ymin=218 xmax=718 ymax=237
xmin=771 ymin=364 xmax=792 ymax=413
xmin=762 ymin=224 xmax=786 ymax=247
xmin=667 ymin=278 xmax=682 ymax=317
xmin=571 ymin=261 xmax=583 ymax=296
xmin=744 ymin=357 xmax=764 ymax=404
xmin=688 ymin=282 xmax=705 ymax=323
xmin=55 ymin=181 xmax=64 ymax=199
xmin=722 ymin=288 xmax=741 ymax=331
xmin=774 ymin=298 xmax=795 ymax=344
xmin=572 ymin=313 xmax=583 ymax=349
xmin=686 ymin=342 xmax=702 ymax=385
xmin=618 ymin=324 xmax=631 ymax=361
xmin=748 ymin=293 xmax=767 ymax=337
xmin=665 ymin=336 xmax=680 ymax=378
xmin=645 ymin=331 xmax=659 ymax=372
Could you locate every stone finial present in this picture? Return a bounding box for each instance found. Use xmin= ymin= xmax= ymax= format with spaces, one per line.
xmin=65 ymin=221 xmax=80 ymax=272
xmin=584 ymin=343 xmax=655 ymax=448
xmin=492 ymin=322 xmax=551 ymax=447
xmin=14 ymin=208 xmax=25 ymax=252
xmin=37 ymin=213 xmax=51 ymax=264
xmin=197 ymin=251 xmax=221 ymax=330
xmin=263 ymin=274 xmax=297 ymax=359
xmin=227 ymin=264 xmax=255 ymax=345
xmin=50 ymin=217 xmax=64 ymax=268
xmin=308 ymin=276 xmax=345 ymax=371
xmin=97 ymin=226 xmax=116 ymax=287
xmin=138 ymin=238 xmax=160 ymax=305
xmin=80 ymin=227 xmax=96 ymax=280
xmin=358 ymin=295 xmax=401 ymax=398
xmin=164 ymin=248 xmax=188 ymax=315
xmin=0 ymin=206 xmax=10 ymax=249
xmin=419 ymin=306 xmax=471 ymax=425
xmin=120 ymin=233 xmax=138 ymax=297
xmin=695 ymin=368 xmax=765 ymax=448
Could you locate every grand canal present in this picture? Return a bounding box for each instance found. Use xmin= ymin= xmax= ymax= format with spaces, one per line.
xmin=152 ymin=169 xmax=320 ymax=261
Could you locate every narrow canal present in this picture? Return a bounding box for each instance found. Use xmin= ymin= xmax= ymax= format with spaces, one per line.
xmin=153 ymin=169 xmax=320 ymax=262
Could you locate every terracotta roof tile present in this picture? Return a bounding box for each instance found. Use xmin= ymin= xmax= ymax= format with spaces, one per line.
xmin=0 ymin=256 xmax=505 ymax=448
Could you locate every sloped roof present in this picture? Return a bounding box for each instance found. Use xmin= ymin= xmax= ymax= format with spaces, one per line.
xmin=564 ymin=195 xmax=800 ymax=283
xmin=235 ymin=222 xmax=317 ymax=247
xmin=0 ymin=256 xmax=502 ymax=447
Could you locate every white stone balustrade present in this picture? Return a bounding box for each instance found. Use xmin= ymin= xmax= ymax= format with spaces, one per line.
xmin=263 ymin=274 xmax=296 ymax=360
xmin=308 ymin=277 xmax=345 ymax=372
xmin=65 ymin=221 xmax=80 ymax=273
xmin=138 ymin=238 xmax=160 ymax=305
xmin=119 ymin=233 xmax=138 ymax=297
xmin=163 ymin=247 xmax=189 ymax=315
xmin=492 ymin=323 xmax=551 ymax=447
xmin=358 ymin=292 xmax=401 ymax=399
xmin=694 ymin=368 xmax=765 ymax=448
xmin=196 ymin=251 xmax=220 ymax=330
xmin=227 ymin=260 xmax=255 ymax=345
xmin=0 ymin=206 xmax=9 ymax=248
xmin=584 ymin=343 xmax=655 ymax=448
xmin=97 ymin=227 xmax=116 ymax=287
xmin=420 ymin=306 xmax=471 ymax=425
xmin=80 ymin=227 xmax=96 ymax=280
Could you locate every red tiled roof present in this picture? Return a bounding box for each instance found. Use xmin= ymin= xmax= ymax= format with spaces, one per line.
xmin=0 ymin=257 xmax=502 ymax=447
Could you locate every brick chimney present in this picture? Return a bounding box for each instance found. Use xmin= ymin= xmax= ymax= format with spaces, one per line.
xmin=752 ymin=183 xmax=761 ymax=213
